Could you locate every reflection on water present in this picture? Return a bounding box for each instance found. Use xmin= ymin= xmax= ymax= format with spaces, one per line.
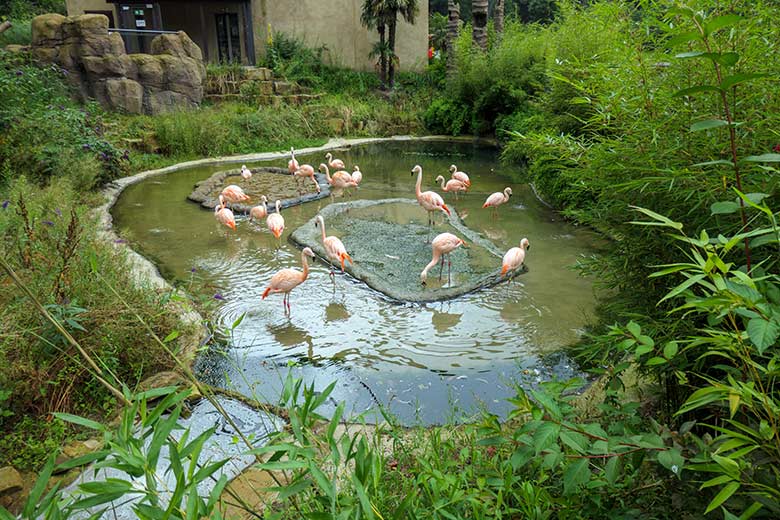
xmin=112 ymin=141 xmax=601 ymax=424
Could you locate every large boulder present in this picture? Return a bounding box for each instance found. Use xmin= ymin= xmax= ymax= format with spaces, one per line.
xmin=105 ymin=78 xmax=144 ymax=113
xmin=83 ymin=55 xmax=135 ymax=79
xmin=146 ymin=89 xmax=196 ymax=114
xmin=150 ymin=31 xmax=202 ymax=61
xmin=0 ymin=466 xmax=22 ymax=496
xmin=31 ymin=13 xmax=65 ymax=46
xmin=130 ymin=54 xmax=164 ymax=88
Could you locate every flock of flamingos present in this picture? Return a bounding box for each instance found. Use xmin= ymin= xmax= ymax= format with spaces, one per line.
xmin=212 ymin=148 xmax=531 ymax=314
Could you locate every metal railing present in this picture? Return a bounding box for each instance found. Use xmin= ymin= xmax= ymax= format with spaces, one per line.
xmin=109 ymin=28 xmax=179 ymax=54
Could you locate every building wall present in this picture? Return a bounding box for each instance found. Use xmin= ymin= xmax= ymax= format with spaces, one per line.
xmin=158 ymin=1 xmax=250 ymax=64
xmin=252 ymin=0 xmax=428 ymax=72
xmin=65 ymin=0 xmax=117 ymax=21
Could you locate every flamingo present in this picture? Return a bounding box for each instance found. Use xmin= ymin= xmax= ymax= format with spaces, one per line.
xmin=262 ymin=247 xmax=315 ymax=315
xmin=288 ymin=147 xmax=299 ymax=174
xmin=240 ymin=164 xmax=252 ymax=180
xmin=351 ymin=165 xmax=363 ymax=186
xmin=501 ymin=238 xmax=530 ymax=277
xmin=483 ymin=187 xmax=513 ymax=216
xmin=221 ymin=185 xmax=250 ymax=204
xmin=411 ymin=165 xmax=450 ymax=241
xmin=420 ymin=232 xmax=468 ymax=285
xmin=315 ymin=215 xmax=353 ymax=277
xmin=325 ymin=152 xmax=345 ymax=170
xmin=435 ymin=175 xmax=467 ymax=199
xmin=320 ymin=163 xmax=357 ymax=200
xmin=214 ymin=195 xmax=236 ymax=231
xmin=293 ymin=164 xmax=320 ymax=193
xmin=266 ymin=200 xmax=285 ymax=246
xmin=449 ymin=165 xmax=471 ymax=188
xmin=249 ymin=195 xmax=268 ymax=222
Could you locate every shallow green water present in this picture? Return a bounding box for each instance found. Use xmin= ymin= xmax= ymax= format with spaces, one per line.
xmin=112 ymin=141 xmax=600 ymax=424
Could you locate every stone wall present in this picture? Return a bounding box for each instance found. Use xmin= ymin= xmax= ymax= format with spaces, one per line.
xmin=30 ymin=13 xmax=206 ymax=115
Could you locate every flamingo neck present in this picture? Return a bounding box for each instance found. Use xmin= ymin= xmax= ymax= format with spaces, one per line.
xmin=415 ymin=169 xmax=423 ymax=196
xmin=504 ymin=189 xmax=511 ymax=202
xmin=323 ymin=165 xmax=332 ymax=183
xmin=301 ymin=253 xmax=310 ymax=280
xmin=438 ymin=177 xmax=445 ymax=189
xmin=319 ymin=219 xmax=327 ymax=242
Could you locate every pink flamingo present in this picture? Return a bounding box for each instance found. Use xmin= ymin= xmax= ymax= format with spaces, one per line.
xmin=420 ymin=232 xmax=468 ymax=285
xmin=351 ymin=165 xmax=363 ymax=186
xmin=288 ymin=147 xmax=299 ymax=174
xmin=315 ymin=215 xmax=353 ymax=277
xmin=221 ymin=185 xmax=250 ymax=204
xmin=240 ymin=164 xmax=252 ymax=180
xmin=266 ymin=200 xmax=285 ymax=246
xmin=501 ymin=238 xmax=530 ymax=278
xmin=249 ymin=195 xmax=268 ymax=222
xmin=411 ymin=165 xmax=450 ymax=241
xmin=293 ymin=164 xmax=319 ymax=193
xmin=262 ymin=247 xmax=315 ymax=315
xmin=214 ymin=195 xmax=236 ymax=231
xmin=483 ymin=187 xmax=513 ymax=216
xmin=320 ymin=163 xmax=357 ymax=200
xmin=325 ymin=152 xmax=345 ymax=170
xmin=449 ymin=165 xmax=471 ymax=188
xmin=435 ymin=175 xmax=467 ymax=200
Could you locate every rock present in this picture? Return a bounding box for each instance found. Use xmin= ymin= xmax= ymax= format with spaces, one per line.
xmin=105 ymin=78 xmax=144 ymax=113
xmin=83 ymin=55 xmax=134 ymax=78
xmin=151 ymin=31 xmax=202 ymax=61
xmin=130 ymin=54 xmax=164 ymax=88
xmin=255 ymin=80 xmax=274 ymax=95
xmin=31 ymin=13 xmax=66 ymax=46
xmin=146 ymin=90 xmax=195 ymax=114
xmin=244 ymin=67 xmax=273 ymax=81
xmin=3 ymin=44 xmax=29 ymax=53
xmin=157 ymin=55 xmax=204 ymax=99
xmin=0 ymin=466 xmax=22 ymax=496
xmin=138 ymin=371 xmax=187 ymax=392
xmin=62 ymin=14 xmax=109 ymax=38
xmin=108 ymin=32 xmax=127 ymax=55
xmin=273 ymin=81 xmax=294 ymax=95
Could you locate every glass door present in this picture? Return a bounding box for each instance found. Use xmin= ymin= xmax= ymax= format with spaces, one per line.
xmin=215 ymin=13 xmax=241 ymax=63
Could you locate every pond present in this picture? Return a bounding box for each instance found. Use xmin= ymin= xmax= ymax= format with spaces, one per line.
xmin=111 ymin=140 xmax=600 ymax=424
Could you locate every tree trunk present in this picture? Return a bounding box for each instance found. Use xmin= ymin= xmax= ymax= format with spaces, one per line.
xmin=387 ymin=17 xmax=397 ymax=89
xmin=446 ymin=0 xmax=460 ymax=77
xmin=0 ymin=21 xmax=12 ymax=35
xmin=494 ymin=0 xmax=504 ymax=36
xmin=378 ymin=23 xmax=387 ymax=89
xmin=472 ymin=0 xmax=488 ymax=51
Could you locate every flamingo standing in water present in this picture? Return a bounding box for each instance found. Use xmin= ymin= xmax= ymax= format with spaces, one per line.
xmin=293 ymin=164 xmax=319 ymax=193
xmin=325 ymin=152 xmax=345 ymax=170
xmin=288 ymin=147 xmax=299 ymax=174
xmin=240 ymin=165 xmax=252 ymax=180
xmin=266 ymin=200 xmax=285 ymax=246
xmin=483 ymin=187 xmax=513 ymax=216
xmin=501 ymin=238 xmax=530 ymax=279
xmin=262 ymin=247 xmax=316 ymax=315
xmin=249 ymin=195 xmax=268 ymax=222
xmin=351 ymin=165 xmax=363 ymax=186
xmin=449 ymin=165 xmax=471 ymax=188
xmin=315 ymin=215 xmax=353 ymax=277
xmin=320 ymin=163 xmax=357 ymax=199
xmin=214 ymin=195 xmax=236 ymax=231
xmin=435 ymin=175 xmax=467 ymax=200
xmin=420 ymin=232 xmax=467 ymax=285
xmin=221 ymin=185 xmax=250 ymax=204
xmin=411 ymin=165 xmax=450 ymax=241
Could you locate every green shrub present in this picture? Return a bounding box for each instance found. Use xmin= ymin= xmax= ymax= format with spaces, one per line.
xmin=0 ymin=19 xmax=31 ymax=46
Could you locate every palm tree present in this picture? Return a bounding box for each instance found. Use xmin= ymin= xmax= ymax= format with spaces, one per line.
xmin=472 ymin=0 xmax=488 ymax=50
xmin=494 ymin=0 xmax=504 ymax=36
xmin=446 ymin=0 xmax=460 ymax=77
xmin=361 ymin=0 xmax=419 ymax=89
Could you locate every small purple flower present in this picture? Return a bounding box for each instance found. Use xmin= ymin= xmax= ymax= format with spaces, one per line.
xmin=47 ymin=105 xmax=53 ymax=110
xmin=58 ymin=104 xmax=66 ymax=110
xmin=190 ymin=267 xmax=197 ymax=273
xmin=61 ymin=69 xmax=69 ymax=76
xmin=213 ymin=293 xmax=225 ymax=301
xmin=15 ymin=70 xmax=23 ymax=76
xmin=82 ymin=143 xmax=92 ymax=151
xmin=114 ymin=238 xmax=127 ymax=244
xmin=1 ymin=200 xmax=9 ymax=210
xmin=54 ymin=208 xmax=62 ymax=217
xmin=99 ymin=151 xmax=108 ymax=160
xmin=42 ymin=220 xmax=54 ymax=226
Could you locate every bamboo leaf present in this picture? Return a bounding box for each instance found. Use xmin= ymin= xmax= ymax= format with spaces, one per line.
xmin=746 ymin=317 xmax=779 ymax=354
xmin=741 ymin=153 xmax=780 ymax=163
xmin=705 ymin=481 xmax=740 ymax=514
xmin=711 ymin=201 xmax=740 ymax=215
xmin=720 ymin=73 xmax=770 ymax=90
xmin=52 ymin=412 xmax=105 ymax=431
xmin=563 ymin=459 xmax=590 ymax=495
xmin=704 ymin=14 xmax=743 ymax=36
xmin=659 ymin=274 xmax=706 ymax=304
xmin=629 ymin=206 xmax=684 ymax=230
xmin=692 ymin=159 xmax=734 ymax=167
xmin=666 ymin=30 xmax=699 ymax=47
xmin=690 ymin=119 xmax=729 ymax=132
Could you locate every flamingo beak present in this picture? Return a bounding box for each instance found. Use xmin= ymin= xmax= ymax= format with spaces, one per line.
xmin=461 ymin=241 xmax=469 ymax=248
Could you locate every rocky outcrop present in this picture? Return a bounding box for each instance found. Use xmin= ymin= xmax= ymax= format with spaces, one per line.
xmin=30 ymin=13 xmax=205 ymax=115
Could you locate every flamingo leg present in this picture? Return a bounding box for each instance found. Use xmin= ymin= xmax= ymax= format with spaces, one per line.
xmin=448 ymin=257 xmax=452 ymax=284
xmin=438 ymin=256 xmax=445 ymax=281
